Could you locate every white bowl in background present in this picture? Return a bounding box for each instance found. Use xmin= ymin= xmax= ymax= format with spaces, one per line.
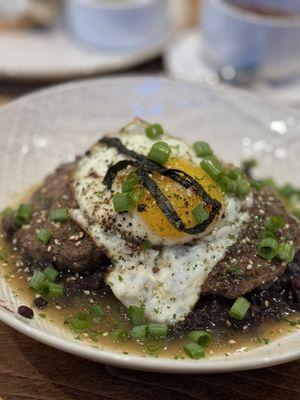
xmin=64 ymin=0 xmax=170 ymax=49
xmin=201 ymin=0 xmax=300 ymax=81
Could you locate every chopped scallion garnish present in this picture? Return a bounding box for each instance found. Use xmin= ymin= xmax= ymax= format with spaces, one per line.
xmin=15 ymin=204 xmax=33 ymax=226
xmin=183 ymin=343 xmax=205 ymax=359
xmin=192 ymin=204 xmax=209 ymax=225
xmin=236 ymin=178 xmax=251 ymax=197
xmin=113 ymin=192 xmax=134 ymax=212
xmin=141 ymin=240 xmax=152 ymax=252
xmin=50 ymin=208 xmax=68 ymax=222
xmin=147 ymin=141 xmax=171 ymax=165
xmin=145 ymin=124 xmax=164 ymax=140
xmin=128 ymin=305 xmax=145 ymax=326
xmin=188 ymin=330 xmax=213 ymax=347
xmin=200 ymin=156 xmax=222 ymax=181
xmin=229 ymin=297 xmax=250 ymax=320
xmin=48 ymin=282 xmax=64 ymax=298
xmin=193 ymin=141 xmax=213 ymax=157
xmin=265 ymin=216 xmax=283 ymax=233
xmin=258 ymin=237 xmax=278 ymax=260
xmin=132 ymin=325 xmax=148 ymax=340
xmin=44 ymin=265 xmax=59 ymax=282
xmin=122 ymin=172 xmax=140 ymax=193
xmin=219 ymin=175 xmax=237 ymax=194
xmin=128 ymin=188 xmax=144 ymax=205
xmin=241 ymin=158 xmax=257 ymax=171
xmin=71 ymin=312 xmax=92 ymax=331
xmin=227 ymin=168 xmax=244 ymax=181
xmin=111 ymin=328 xmax=127 ymax=342
xmin=90 ymin=304 xmax=105 ymax=317
xmin=148 ymin=323 xmax=168 ymax=338
xmin=277 ymin=242 xmax=295 ymax=263
xmin=29 ymin=270 xmax=46 ymax=291
xmin=36 ymin=229 xmax=52 ymax=245
xmin=1 ymin=207 xmax=13 ymax=218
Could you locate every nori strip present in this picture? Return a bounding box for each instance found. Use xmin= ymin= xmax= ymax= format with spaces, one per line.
xmin=99 ymin=137 xmax=222 ymax=234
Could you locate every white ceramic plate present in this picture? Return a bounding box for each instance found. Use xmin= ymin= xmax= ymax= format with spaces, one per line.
xmin=0 ymin=27 xmax=171 ymax=81
xmin=1 ymin=76 xmax=300 ymax=373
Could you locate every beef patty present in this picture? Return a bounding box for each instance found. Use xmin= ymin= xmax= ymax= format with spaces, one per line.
xmin=2 ymin=162 xmax=109 ymax=273
xmin=202 ymin=187 xmax=300 ymax=298
xmin=2 ymin=161 xmax=300 ymax=302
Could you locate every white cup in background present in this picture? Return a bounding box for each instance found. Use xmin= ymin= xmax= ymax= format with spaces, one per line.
xmin=201 ymin=0 xmax=300 ymax=82
xmin=64 ymin=0 xmax=170 ymax=50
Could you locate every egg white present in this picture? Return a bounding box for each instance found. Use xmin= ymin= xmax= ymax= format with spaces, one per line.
xmin=71 ymin=119 xmax=252 ymax=325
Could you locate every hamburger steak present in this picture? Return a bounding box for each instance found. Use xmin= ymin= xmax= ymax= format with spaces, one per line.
xmin=2 ymin=160 xmax=300 ymax=332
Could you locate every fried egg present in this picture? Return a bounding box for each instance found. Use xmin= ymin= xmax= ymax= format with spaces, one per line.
xmin=71 ymin=119 xmax=252 ymax=324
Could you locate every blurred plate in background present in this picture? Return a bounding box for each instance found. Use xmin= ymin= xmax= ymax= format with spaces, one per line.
xmin=0 ymin=26 xmax=172 ymax=81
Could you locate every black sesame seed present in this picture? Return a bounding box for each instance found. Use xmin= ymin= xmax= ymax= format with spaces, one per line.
xmin=33 ymin=297 xmax=48 ymax=309
xmin=18 ymin=305 xmax=34 ymax=319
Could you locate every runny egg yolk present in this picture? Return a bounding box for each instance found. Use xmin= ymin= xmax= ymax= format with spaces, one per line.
xmin=137 ymin=158 xmax=224 ymax=240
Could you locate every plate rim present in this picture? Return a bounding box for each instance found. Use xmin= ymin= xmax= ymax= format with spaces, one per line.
xmin=1 ymin=75 xmax=300 ymax=373
xmin=2 ymin=307 xmax=300 ymax=374
xmin=1 ymin=74 xmax=299 ymax=117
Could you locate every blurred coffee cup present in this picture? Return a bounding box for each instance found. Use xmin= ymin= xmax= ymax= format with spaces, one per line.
xmin=64 ymin=0 xmax=170 ymax=50
xmin=201 ymin=0 xmax=300 ymax=83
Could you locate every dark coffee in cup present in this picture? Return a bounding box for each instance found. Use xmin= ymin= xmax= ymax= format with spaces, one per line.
xmin=227 ymin=0 xmax=299 ymax=18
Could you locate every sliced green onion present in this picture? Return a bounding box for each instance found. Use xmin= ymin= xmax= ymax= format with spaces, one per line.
xmin=192 ymin=204 xmax=209 ymax=224
xmin=128 ymin=305 xmax=145 ymax=326
xmin=219 ymin=176 xmax=237 ymax=194
xmin=242 ymin=158 xmax=257 ymax=171
xmin=188 ymin=330 xmax=213 ymax=347
xmin=113 ymin=192 xmax=134 ymax=212
xmin=111 ymin=328 xmax=127 ymax=342
xmin=145 ymin=124 xmax=164 ymax=140
xmin=122 ymin=172 xmax=140 ymax=193
xmin=144 ymin=339 xmax=164 ymax=355
xmin=128 ymin=188 xmax=144 ymax=205
xmin=71 ymin=312 xmax=92 ymax=331
xmin=236 ymin=178 xmax=251 ymax=197
xmin=200 ymin=156 xmax=223 ymax=181
xmin=193 ymin=141 xmax=213 ymax=157
xmin=29 ymin=270 xmax=46 ymax=291
xmin=259 ymin=230 xmax=276 ymax=240
xmin=15 ymin=204 xmax=33 ymax=226
xmin=148 ymin=323 xmax=168 ymax=338
xmin=0 ymin=253 xmax=5 ymax=262
xmin=250 ymin=179 xmax=265 ymax=190
xmin=141 ymin=240 xmax=152 ymax=252
xmin=229 ymin=297 xmax=250 ymax=320
xmin=279 ymin=184 xmax=299 ymax=199
xmin=132 ymin=325 xmax=148 ymax=340
xmin=48 ymin=282 xmax=64 ymax=298
xmin=90 ymin=304 xmax=105 ymax=317
xmin=36 ymin=228 xmax=52 ymax=245
xmin=183 ymin=343 xmax=205 ymax=359
xmin=265 ymin=216 xmax=283 ymax=233
xmin=1 ymin=207 xmax=13 ymax=218
xmin=258 ymin=237 xmax=278 ymax=260
xmin=44 ymin=265 xmax=59 ymax=282
xmin=147 ymin=141 xmax=171 ymax=165
xmin=50 ymin=208 xmax=68 ymax=222
xmin=227 ymin=168 xmax=244 ymax=181
xmin=277 ymin=242 xmax=295 ymax=263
